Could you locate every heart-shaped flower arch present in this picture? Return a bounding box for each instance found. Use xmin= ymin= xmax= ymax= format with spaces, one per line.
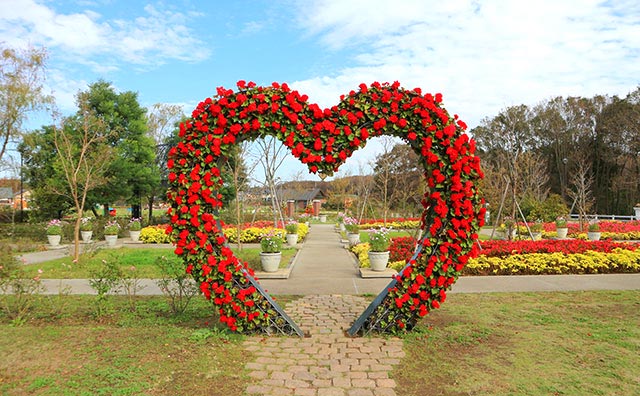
xmin=166 ymin=81 xmax=485 ymax=335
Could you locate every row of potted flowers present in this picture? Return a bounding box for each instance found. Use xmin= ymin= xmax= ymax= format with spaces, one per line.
xmin=45 ymin=217 xmax=142 ymax=247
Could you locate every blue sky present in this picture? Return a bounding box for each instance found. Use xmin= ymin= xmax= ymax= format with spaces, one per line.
xmin=1 ymin=0 xmax=639 ymax=182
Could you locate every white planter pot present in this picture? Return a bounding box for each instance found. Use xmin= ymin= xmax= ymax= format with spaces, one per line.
xmin=347 ymin=232 xmax=360 ymax=246
xmin=368 ymin=251 xmax=390 ymax=271
xmin=129 ymin=230 xmax=141 ymax=242
xmin=319 ymin=215 xmax=327 ymax=223
xmin=47 ymin=234 xmax=61 ymax=246
xmin=587 ymin=231 xmax=601 ymax=241
xmin=339 ymin=223 xmax=346 ymax=232
xmin=634 ymin=207 xmax=640 ymax=220
xmin=81 ymin=231 xmax=93 ymax=243
xmin=105 ymin=234 xmax=118 ymax=246
xmin=286 ymin=233 xmax=298 ymax=246
xmin=556 ymin=227 xmax=568 ymax=239
xmin=260 ymin=252 xmax=281 ymax=272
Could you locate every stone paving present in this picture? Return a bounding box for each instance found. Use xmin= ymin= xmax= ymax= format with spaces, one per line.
xmin=243 ymin=294 xmax=404 ymax=396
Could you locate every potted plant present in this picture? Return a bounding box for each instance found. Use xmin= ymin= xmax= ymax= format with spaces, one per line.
xmin=259 ymin=231 xmax=283 ymax=272
xmin=530 ymin=220 xmax=543 ymax=240
xmin=300 ymin=212 xmax=311 ymax=227
xmin=587 ymin=221 xmax=601 ymax=241
xmin=46 ymin=219 xmax=64 ymax=246
xmin=367 ymin=227 xmax=391 ymax=271
xmin=319 ymin=213 xmax=327 ymax=223
xmin=284 ymin=220 xmax=299 ymax=246
xmin=555 ymin=216 xmax=568 ymax=239
xmin=344 ymin=216 xmax=361 ymax=246
xmin=337 ymin=212 xmax=346 ymax=232
xmin=128 ymin=217 xmax=142 ymax=242
xmin=634 ymin=204 xmax=640 ymax=220
xmin=104 ymin=220 xmax=121 ymax=246
xmin=496 ymin=216 xmax=515 ymax=240
xmin=80 ymin=217 xmax=93 ymax=243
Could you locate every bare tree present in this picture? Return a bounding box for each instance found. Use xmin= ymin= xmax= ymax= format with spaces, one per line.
xmin=371 ymin=136 xmax=396 ymax=225
xmin=145 ymin=103 xmax=184 ymax=222
xmin=252 ymin=136 xmax=288 ymax=226
xmin=53 ymin=103 xmax=113 ymax=261
xmin=146 ymin=103 xmax=183 ymax=146
xmin=567 ymin=158 xmax=595 ymax=230
xmin=1 ymin=45 xmax=53 ymax=163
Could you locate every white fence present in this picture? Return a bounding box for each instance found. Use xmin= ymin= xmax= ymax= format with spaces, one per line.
xmin=569 ymin=214 xmax=637 ymax=221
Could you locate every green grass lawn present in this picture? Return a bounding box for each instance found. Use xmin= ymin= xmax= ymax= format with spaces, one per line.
xmin=22 ymin=247 xmax=299 ymax=278
xmin=0 ymin=291 xmax=637 ymax=395
xmin=395 ymin=290 xmax=640 ymax=396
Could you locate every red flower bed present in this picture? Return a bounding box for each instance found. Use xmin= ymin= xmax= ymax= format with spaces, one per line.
xmin=540 ymin=220 xmax=640 ymax=234
xmin=389 ymin=236 xmax=417 ymax=262
xmin=479 ymin=239 xmax=639 ymax=257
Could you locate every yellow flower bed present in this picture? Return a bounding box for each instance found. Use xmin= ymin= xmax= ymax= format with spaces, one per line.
xmin=140 ymin=225 xmax=173 ymax=244
xmin=223 ymin=223 xmax=309 ymax=243
xmin=464 ymin=248 xmax=640 ymax=275
xmin=358 ymin=220 xmax=420 ymax=230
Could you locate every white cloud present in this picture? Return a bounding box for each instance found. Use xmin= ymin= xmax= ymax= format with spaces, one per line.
xmin=0 ymin=0 xmax=210 ymax=72
xmin=291 ymin=0 xmax=640 ymax=127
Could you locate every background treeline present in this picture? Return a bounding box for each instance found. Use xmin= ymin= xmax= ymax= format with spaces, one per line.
xmin=471 ymin=87 xmax=640 ymax=219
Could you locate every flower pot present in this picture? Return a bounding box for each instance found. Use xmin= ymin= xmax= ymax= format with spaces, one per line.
xmin=319 ymin=215 xmax=327 ymax=223
xmin=339 ymin=223 xmax=346 ymax=232
xmin=260 ymin=252 xmax=281 ymax=272
xmin=286 ymin=233 xmax=298 ymax=246
xmin=368 ymin=251 xmax=390 ymax=271
xmin=47 ymin=235 xmax=61 ymax=246
xmin=587 ymin=231 xmax=601 ymax=241
xmin=556 ymin=227 xmax=568 ymax=239
xmin=129 ymin=230 xmax=141 ymax=242
xmin=347 ymin=232 xmax=360 ymax=246
xmin=81 ymin=231 xmax=93 ymax=243
xmin=634 ymin=207 xmax=640 ymax=220
xmin=105 ymin=234 xmax=118 ymax=246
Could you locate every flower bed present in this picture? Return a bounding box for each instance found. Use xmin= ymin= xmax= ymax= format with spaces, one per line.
xmin=223 ymin=223 xmax=309 ymax=243
xmin=479 ymin=239 xmax=639 ymax=257
xmin=536 ymin=220 xmax=640 ymax=240
xmin=366 ymin=237 xmax=640 ymax=276
xmin=465 ymin=249 xmax=640 ymax=275
xmin=140 ymin=225 xmax=173 ymax=244
xmin=356 ymin=218 xmax=420 ymax=230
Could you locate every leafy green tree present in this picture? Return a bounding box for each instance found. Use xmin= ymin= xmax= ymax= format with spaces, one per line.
xmin=79 ymin=81 xmax=159 ymax=218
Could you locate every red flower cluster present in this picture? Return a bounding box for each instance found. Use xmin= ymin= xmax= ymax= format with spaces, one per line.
xmin=389 ymin=236 xmax=417 ymax=262
xmin=479 ymin=239 xmax=639 ymax=257
xmin=166 ymin=81 xmax=484 ymax=334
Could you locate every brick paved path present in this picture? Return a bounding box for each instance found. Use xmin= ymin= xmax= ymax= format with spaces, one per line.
xmin=243 ymin=295 xmax=405 ymax=396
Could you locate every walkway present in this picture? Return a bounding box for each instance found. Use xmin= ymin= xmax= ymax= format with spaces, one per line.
xmin=258 ymin=224 xmax=391 ymax=295
xmin=243 ymin=295 xmax=403 ymax=396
